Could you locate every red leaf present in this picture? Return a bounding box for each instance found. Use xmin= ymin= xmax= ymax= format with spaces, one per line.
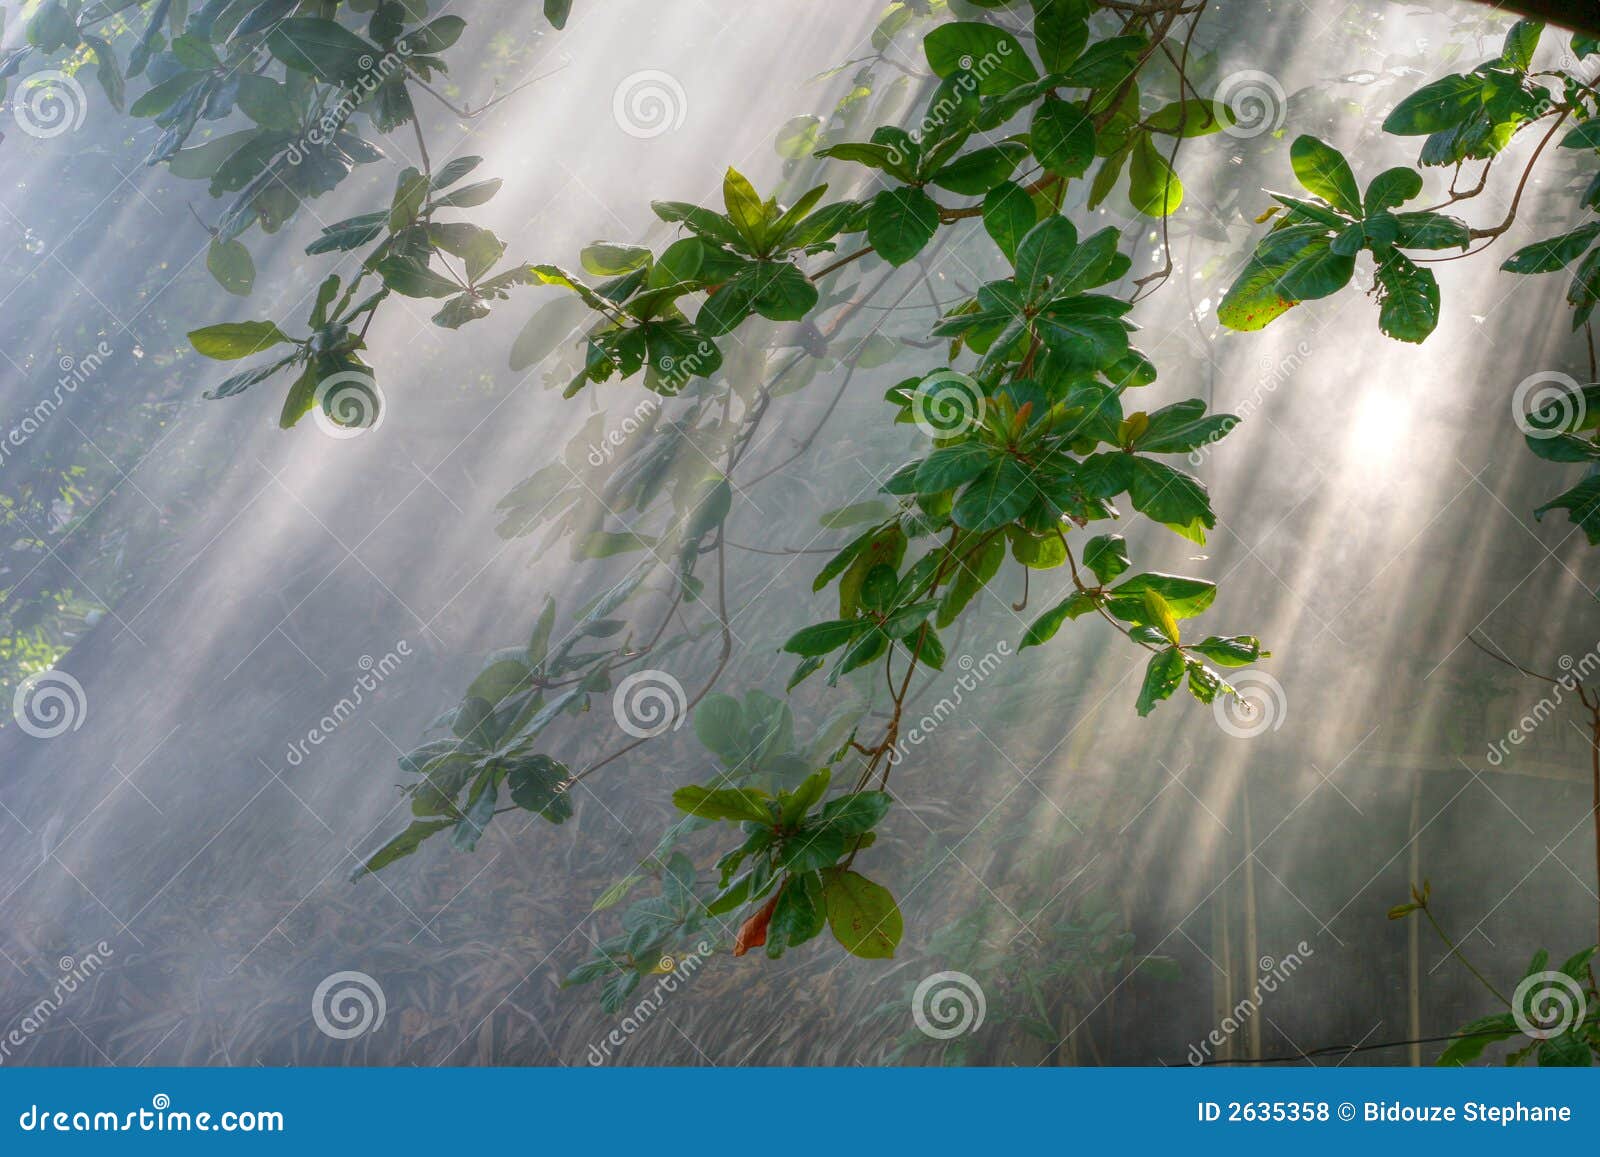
xmin=733 ymin=892 xmax=780 ymax=956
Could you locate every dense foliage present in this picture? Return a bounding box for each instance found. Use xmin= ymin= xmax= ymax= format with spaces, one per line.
xmin=6 ymin=0 xmax=1598 ymax=1063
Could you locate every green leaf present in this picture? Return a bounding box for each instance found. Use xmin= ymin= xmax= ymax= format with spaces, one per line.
xmin=428 ymin=222 xmax=506 ymax=283
xmin=1108 ymin=572 xmax=1217 ymax=620
xmin=1144 ymin=590 xmax=1181 ymax=645
xmin=431 ymin=178 xmax=503 ymax=209
xmin=1135 ymin=647 xmax=1185 ymax=716
xmin=1535 ymin=476 xmax=1600 ymax=544
xmin=403 ymin=16 xmax=466 ymax=54
xmin=722 ymin=167 xmax=768 ymax=250
xmin=376 ymin=254 xmax=461 ymax=298
xmin=953 ymin=457 xmax=1034 ymax=532
xmin=580 ymin=242 xmax=651 ymax=276
xmin=1134 ymin=399 xmax=1239 ymax=453
xmin=823 ymin=869 xmax=902 ymax=958
xmin=835 ymin=629 xmax=888 ymax=679
xmin=1501 ymin=19 xmax=1543 ymax=72
xmin=930 ymin=143 xmax=1028 ymax=196
xmin=982 ymin=181 xmax=1037 ymax=264
xmin=859 ymin=563 xmax=898 ymax=613
xmin=1128 ymin=458 xmax=1214 ymax=543
xmin=1058 ymin=34 xmax=1146 ymax=88
xmin=780 ymin=769 xmax=832 ymax=828
xmin=1563 ymin=121 xmax=1600 ymax=151
xmin=924 ymin=22 xmax=1037 ymax=96
xmin=672 ymin=785 xmax=772 ymax=824
xmin=1217 ymin=243 xmax=1303 ymax=332
xmin=1501 ymin=223 xmax=1600 ymax=274
xmin=1375 ymin=253 xmax=1440 ymax=343
xmin=1364 ymin=166 xmax=1423 ymax=214
xmin=355 ymin=819 xmax=455 ymax=876
xmin=507 ymin=754 xmax=573 ymax=822
xmin=1382 ymin=73 xmax=1483 ymax=136
xmin=390 ymin=165 xmax=429 ymax=233
xmin=1275 ymin=238 xmax=1356 ymax=301
xmin=267 ymin=18 xmax=379 ymax=84
xmin=430 ymin=156 xmax=484 ymax=190
xmin=784 ymin=619 xmax=862 ymax=656
xmin=82 ymin=33 xmax=124 ymax=112
xmin=235 ymin=75 xmax=296 ymax=130
xmin=815 ymin=791 xmax=891 ymax=836
xmin=1082 ymin=533 xmax=1129 ymax=583
xmin=766 ymin=872 xmax=826 ymax=957
xmin=1191 ymin=635 xmax=1269 ymax=667
xmin=867 ymin=186 xmax=940 ymax=266
xmin=1392 ymin=211 xmax=1470 ymax=251
xmin=748 ymin=260 xmax=819 ymax=321
xmin=189 ymin=320 xmax=292 ymax=360
xmin=1032 ymin=97 xmax=1095 ymax=179
xmin=1033 ymin=1 xmax=1089 ymax=73
xmin=1289 ymin=135 xmax=1362 ymax=217
xmin=1436 ymin=1013 xmax=1518 ymax=1066
xmin=1144 ymin=98 xmax=1230 ymax=137
xmin=1015 ymin=215 xmax=1083 ymax=303
xmin=915 ymin=441 xmax=996 ymax=493
xmin=1128 ymin=134 xmax=1182 ymax=217
xmin=206 ymin=238 xmax=256 ymax=296
xmin=1537 ymin=1032 xmax=1591 ymax=1067
xmin=543 ymin=0 xmax=573 ymax=28
xmin=1020 ymin=590 xmax=1098 ymax=648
